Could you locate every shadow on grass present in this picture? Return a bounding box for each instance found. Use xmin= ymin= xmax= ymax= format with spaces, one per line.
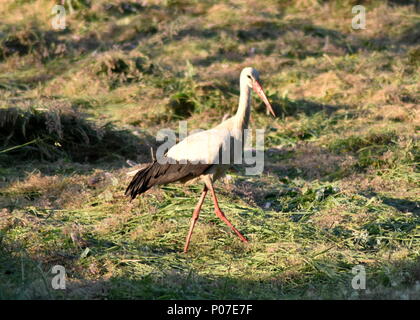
xmin=388 ymin=0 xmax=420 ymax=11
xmin=0 ymin=106 xmax=155 ymax=166
xmin=360 ymin=191 xmax=420 ymax=216
xmin=0 ymin=105 xmax=157 ymax=203
xmin=380 ymin=197 xmax=420 ymax=216
xmin=2 ymin=7 xmax=419 ymax=73
xmin=2 ymin=235 xmax=420 ymax=299
xmin=267 ymin=98 xmax=352 ymax=118
xmin=182 ymin=16 xmax=420 ymax=67
xmin=0 ymin=241 xmax=72 ymax=299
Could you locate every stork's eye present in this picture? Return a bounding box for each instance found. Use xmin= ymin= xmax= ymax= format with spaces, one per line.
xmin=247 ymin=75 xmax=252 ymax=79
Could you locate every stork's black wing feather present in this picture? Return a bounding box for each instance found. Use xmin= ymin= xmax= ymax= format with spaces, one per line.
xmin=125 ymin=161 xmax=211 ymax=199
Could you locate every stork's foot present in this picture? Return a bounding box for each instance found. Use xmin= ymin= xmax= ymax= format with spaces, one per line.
xmin=205 ymin=178 xmax=249 ymax=244
xmin=215 ymin=209 xmax=249 ymax=243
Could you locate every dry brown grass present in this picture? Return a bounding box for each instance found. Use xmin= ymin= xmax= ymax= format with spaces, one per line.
xmin=0 ymin=0 xmax=419 ymax=300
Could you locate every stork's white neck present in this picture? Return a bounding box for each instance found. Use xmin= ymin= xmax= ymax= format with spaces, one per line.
xmin=234 ymin=80 xmax=252 ymax=130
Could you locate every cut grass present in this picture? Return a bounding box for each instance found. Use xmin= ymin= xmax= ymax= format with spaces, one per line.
xmin=0 ymin=106 xmax=152 ymax=163
xmin=0 ymin=0 xmax=419 ymax=300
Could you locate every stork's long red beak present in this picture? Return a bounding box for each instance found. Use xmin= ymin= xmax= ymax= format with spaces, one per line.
xmin=253 ymin=80 xmax=276 ymax=117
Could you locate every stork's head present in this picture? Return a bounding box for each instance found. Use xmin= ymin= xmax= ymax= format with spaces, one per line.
xmin=240 ymin=67 xmax=276 ymax=117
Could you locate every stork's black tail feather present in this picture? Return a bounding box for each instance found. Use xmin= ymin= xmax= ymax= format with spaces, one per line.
xmin=125 ymin=161 xmax=211 ymax=200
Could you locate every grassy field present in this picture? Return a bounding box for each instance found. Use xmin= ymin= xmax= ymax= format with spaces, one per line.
xmin=0 ymin=0 xmax=419 ymax=299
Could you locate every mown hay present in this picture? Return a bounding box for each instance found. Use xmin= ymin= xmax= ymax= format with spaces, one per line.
xmin=0 ymin=107 xmax=147 ymax=163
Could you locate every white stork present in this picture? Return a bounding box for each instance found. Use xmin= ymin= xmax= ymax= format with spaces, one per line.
xmin=126 ymin=67 xmax=275 ymax=252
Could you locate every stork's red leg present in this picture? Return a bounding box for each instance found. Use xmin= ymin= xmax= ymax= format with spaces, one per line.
xmin=184 ymin=186 xmax=208 ymax=253
xmin=208 ymin=183 xmax=248 ymax=243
